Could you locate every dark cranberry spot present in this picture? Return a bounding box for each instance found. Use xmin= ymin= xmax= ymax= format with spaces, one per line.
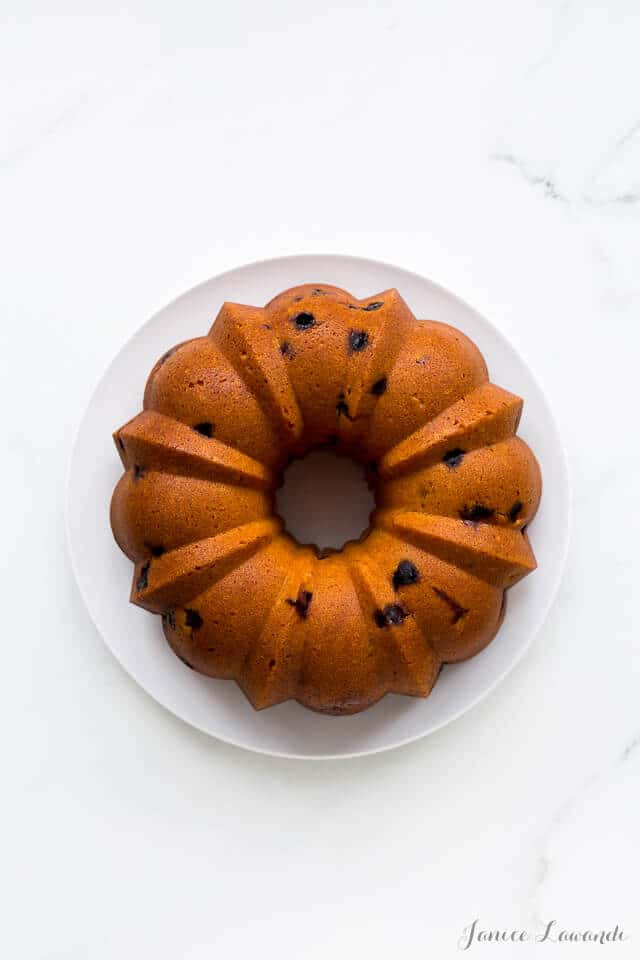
xmin=280 ymin=340 xmax=294 ymax=357
xmin=369 ymin=460 xmax=378 ymax=474
xmin=133 ymin=464 xmax=145 ymax=481
xmin=149 ymin=544 xmax=165 ymax=557
xmin=336 ymin=399 xmax=353 ymax=420
xmin=184 ymin=608 xmax=203 ymax=630
xmin=508 ymin=500 xmax=523 ymax=523
xmin=443 ymin=448 xmax=465 ymax=469
xmin=268 ymin=658 xmax=276 ymax=669
xmin=363 ymin=301 xmax=383 ymax=311
xmin=374 ymin=603 xmax=408 ymax=627
xmin=348 ymin=329 xmax=369 ymax=352
xmin=346 ymin=303 xmax=359 ymax=310
xmin=286 ymin=589 xmax=313 ymax=619
xmin=194 ymin=422 xmax=214 ymax=437
xmin=293 ymin=312 xmax=315 ymax=330
xmin=370 ymin=376 xmax=387 ymax=396
xmin=460 ymin=504 xmax=495 ymax=522
xmin=136 ymin=562 xmax=150 ymax=591
xmin=163 ymin=609 xmax=176 ymax=630
xmin=392 ymin=560 xmax=420 ymax=590
xmin=416 ymin=356 xmax=429 ymax=366
xmin=432 ymin=587 xmax=468 ymax=624
xmin=312 ymin=288 xmax=328 ymax=295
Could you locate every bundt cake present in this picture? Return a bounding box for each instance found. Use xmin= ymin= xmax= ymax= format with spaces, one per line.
xmin=110 ymin=283 xmax=542 ymax=715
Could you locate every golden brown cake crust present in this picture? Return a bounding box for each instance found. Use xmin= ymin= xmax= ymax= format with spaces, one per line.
xmin=110 ymin=284 xmax=542 ymax=715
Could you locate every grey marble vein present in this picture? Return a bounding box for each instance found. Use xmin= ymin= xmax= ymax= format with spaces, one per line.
xmin=587 ymin=118 xmax=640 ymax=189
xmin=0 ymin=95 xmax=88 ymax=170
xmin=528 ymin=731 xmax=640 ymax=927
xmin=492 ymin=150 xmax=639 ymax=208
xmin=491 ymin=152 xmax=569 ymax=203
xmin=526 ymin=0 xmax=574 ymax=77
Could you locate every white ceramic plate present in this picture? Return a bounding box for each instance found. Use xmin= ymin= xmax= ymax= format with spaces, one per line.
xmin=67 ymin=255 xmax=570 ymax=759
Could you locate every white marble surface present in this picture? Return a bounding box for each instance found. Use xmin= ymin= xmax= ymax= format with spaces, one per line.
xmin=2 ymin=1 xmax=638 ymax=956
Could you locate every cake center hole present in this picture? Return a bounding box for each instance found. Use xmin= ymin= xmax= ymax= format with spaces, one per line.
xmin=275 ymin=449 xmax=375 ymax=551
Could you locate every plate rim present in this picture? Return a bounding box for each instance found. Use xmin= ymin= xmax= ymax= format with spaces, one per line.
xmin=65 ymin=253 xmax=571 ymax=760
